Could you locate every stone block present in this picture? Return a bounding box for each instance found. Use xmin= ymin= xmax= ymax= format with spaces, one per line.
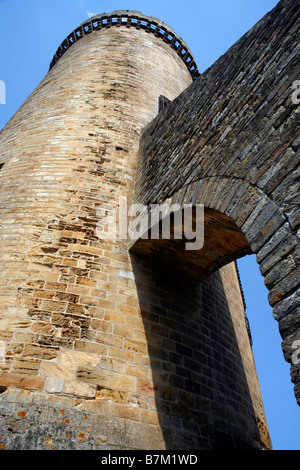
xmin=39 ymin=361 xmax=77 ymax=379
xmin=57 ymin=348 xmax=100 ymax=367
xmin=96 ymin=388 xmax=127 ymax=403
xmin=268 ymin=268 xmax=299 ymax=306
xmin=7 ymin=320 xmax=32 ymax=331
xmin=31 ymin=321 xmax=59 ymax=336
xmin=140 ymin=408 xmax=161 ymax=425
xmin=279 ymin=307 xmax=300 ymax=339
xmin=99 ymin=356 xmax=126 ymax=374
xmin=75 ymin=340 xmax=107 ymax=355
xmin=0 ymin=372 xmax=45 ymax=391
xmin=11 ymin=358 xmax=41 ymax=375
xmin=273 ymin=288 xmax=300 ymax=321
xmin=110 ymin=373 xmax=137 ymax=392
xmin=124 ymin=338 xmax=147 ymax=354
xmin=257 ymin=227 xmax=296 ymax=268
xmin=45 ymin=377 xmax=64 ymax=393
xmin=109 ymin=403 xmax=140 ymax=421
xmin=62 ymin=380 xmax=96 ymax=398
xmin=264 ymin=255 xmax=296 ymax=290
xmin=76 ymin=366 xmax=111 ymax=387
xmin=137 ymin=379 xmax=158 ymax=397
xmin=22 ymin=344 xmax=59 ymax=360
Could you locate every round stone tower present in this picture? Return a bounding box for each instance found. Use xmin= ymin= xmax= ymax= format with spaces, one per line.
xmin=0 ymin=11 xmax=271 ymax=450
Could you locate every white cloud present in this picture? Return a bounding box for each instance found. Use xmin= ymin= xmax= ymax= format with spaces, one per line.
xmin=87 ymin=11 xmax=97 ymax=18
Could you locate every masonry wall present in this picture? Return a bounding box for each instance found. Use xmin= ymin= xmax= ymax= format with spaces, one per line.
xmin=0 ymin=258 xmax=271 ymax=450
xmin=0 ymin=14 xmax=270 ymax=450
xmin=135 ymin=0 xmax=300 ymax=405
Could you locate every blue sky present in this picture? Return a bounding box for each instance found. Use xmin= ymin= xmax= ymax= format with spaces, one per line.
xmin=0 ymin=0 xmax=299 ymax=450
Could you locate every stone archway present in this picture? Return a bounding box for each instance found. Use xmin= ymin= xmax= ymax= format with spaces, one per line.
xmin=131 ymin=173 xmax=299 ymax=404
xmin=133 ymin=0 xmax=300 ymax=404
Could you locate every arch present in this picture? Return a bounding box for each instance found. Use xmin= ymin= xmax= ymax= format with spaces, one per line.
xmin=131 ymin=175 xmax=300 ymax=404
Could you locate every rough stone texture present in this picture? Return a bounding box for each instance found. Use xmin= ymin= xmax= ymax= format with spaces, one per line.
xmin=135 ymin=0 xmax=300 ymax=405
xmin=0 ymin=5 xmax=285 ymax=450
xmin=0 ymin=263 xmax=270 ymax=450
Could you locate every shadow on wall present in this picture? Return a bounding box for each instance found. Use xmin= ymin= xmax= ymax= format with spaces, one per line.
xmin=130 ymin=251 xmax=271 ymax=450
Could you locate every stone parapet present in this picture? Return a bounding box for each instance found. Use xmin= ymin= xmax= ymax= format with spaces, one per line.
xmin=49 ymin=10 xmax=200 ymax=80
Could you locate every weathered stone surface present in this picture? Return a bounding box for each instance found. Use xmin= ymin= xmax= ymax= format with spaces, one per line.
xmin=62 ymin=380 xmax=96 ymax=399
xmin=76 ymin=366 xmax=111 ymax=387
xmin=0 ymin=372 xmax=45 ymax=391
xmin=281 ymin=328 xmax=300 ymax=364
xmin=279 ymin=307 xmax=300 ymax=340
xmin=135 ymin=0 xmax=300 ymax=406
xmin=11 ymin=358 xmax=41 ymax=375
xmin=57 ymin=349 xmax=99 ymax=367
xmin=1 ymin=0 xmax=297 ymax=451
xmin=44 ymin=377 xmax=64 ymax=394
xmin=96 ymin=388 xmax=127 ymax=403
xmin=39 ymin=361 xmax=77 ymax=379
xmin=22 ymin=344 xmax=59 ymax=360
xmin=273 ymin=289 xmax=300 ymax=322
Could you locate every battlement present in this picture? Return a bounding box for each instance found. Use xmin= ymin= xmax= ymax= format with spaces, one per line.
xmin=49 ymin=10 xmax=200 ymax=80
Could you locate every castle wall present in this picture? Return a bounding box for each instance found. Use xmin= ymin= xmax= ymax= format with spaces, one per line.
xmin=0 ymin=13 xmax=270 ymax=450
xmin=136 ymin=0 xmax=300 ymax=406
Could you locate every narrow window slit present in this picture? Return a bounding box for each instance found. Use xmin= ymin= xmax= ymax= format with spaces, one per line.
xmin=158 ymin=95 xmax=171 ymax=113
